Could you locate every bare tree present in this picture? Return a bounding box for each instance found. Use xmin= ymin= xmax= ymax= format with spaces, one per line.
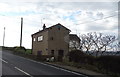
xmin=69 ymin=40 xmax=80 ymax=50
xmin=80 ymin=33 xmax=93 ymax=54
xmin=69 ymin=34 xmax=80 ymax=51
xmin=80 ymin=32 xmax=116 ymax=57
xmin=92 ymin=32 xmax=116 ymax=56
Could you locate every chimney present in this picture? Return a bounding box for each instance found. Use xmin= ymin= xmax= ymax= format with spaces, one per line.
xmin=43 ymin=24 xmax=46 ymax=30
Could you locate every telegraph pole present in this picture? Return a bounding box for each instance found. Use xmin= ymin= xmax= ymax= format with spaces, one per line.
xmin=20 ymin=17 xmax=23 ymax=47
xmin=3 ymin=27 xmax=5 ymax=47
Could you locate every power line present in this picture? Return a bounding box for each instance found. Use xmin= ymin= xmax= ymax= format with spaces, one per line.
xmin=76 ymin=14 xmax=118 ymax=25
xmin=74 ymin=13 xmax=118 ymax=36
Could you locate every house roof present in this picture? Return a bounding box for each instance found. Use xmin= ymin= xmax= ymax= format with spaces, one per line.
xmin=32 ymin=23 xmax=71 ymax=36
xmin=51 ymin=23 xmax=70 ymax=31
xmin=69 ymin=34 xmax=81 ymax=42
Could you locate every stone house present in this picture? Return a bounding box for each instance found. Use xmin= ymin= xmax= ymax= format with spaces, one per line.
xmin=31 ymin=23 xmax=70 ymax=61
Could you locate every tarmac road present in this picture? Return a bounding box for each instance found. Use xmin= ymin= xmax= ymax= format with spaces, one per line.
xmin=1 ymin=50 xmax=88 ymax=77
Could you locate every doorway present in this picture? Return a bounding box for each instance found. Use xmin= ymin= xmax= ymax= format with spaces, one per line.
xmin=58 ymin=50 xmax=64 ymax=61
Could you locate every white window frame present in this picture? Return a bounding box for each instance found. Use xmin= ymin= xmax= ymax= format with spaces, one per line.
xmin=33 ymin=37 xmax=36 ymax=41
xmin=38 ymin=36 xmax=43 ymax=41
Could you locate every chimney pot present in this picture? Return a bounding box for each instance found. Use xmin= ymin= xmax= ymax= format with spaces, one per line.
xmin=43 ymin=24 xmax=46 ymax=30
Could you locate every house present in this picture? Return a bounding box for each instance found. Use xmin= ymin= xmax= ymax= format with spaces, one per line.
xmin=69 ymin=34 xmax=80 ymax=51
xmin=31 ymin=23 xmax=71 ymax=61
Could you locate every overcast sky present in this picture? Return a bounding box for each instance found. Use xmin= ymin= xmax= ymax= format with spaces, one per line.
xmin=0 ymin=0 xmax=119 ymax=49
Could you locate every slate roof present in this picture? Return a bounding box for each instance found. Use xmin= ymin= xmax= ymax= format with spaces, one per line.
xmin=69 ymin=34 xmax=81 ymax=42
xmin=32 ymin=23 xmax=71 ymax=36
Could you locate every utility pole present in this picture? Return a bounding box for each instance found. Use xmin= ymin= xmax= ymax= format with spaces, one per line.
xmin=3 ymin=27 xmax=5 ymax=47
xmin=20 ymin=17 xmax=23 ymax=47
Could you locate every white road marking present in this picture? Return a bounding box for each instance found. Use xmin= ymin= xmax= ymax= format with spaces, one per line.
xmin=17 ymin=56 xmax=88 ymax=77
xmin=0 ymin=58 xmax=8 ymax=63
xmin=14 ymin=67 xmax=33 ymax=77
xmin=0 ymin=58 xmax=32 ymax=77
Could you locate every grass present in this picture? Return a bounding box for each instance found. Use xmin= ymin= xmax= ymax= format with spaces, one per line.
xmin=25 ymin=49 xmax=32 ymax=54
xmin=51 ymin=61 xmax=99 ymax=72
xmin=3 ymin=46 xmax=32 ymax=55
xmin=49 ymin=61 xmax=120 ymax=77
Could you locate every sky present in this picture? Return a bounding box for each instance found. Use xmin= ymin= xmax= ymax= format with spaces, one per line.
xmin=0 ymin=0 xmax=119 ymax=49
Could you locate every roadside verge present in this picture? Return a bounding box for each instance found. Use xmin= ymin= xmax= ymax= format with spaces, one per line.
xmin=45 ymin=62 xmax=109 ymax=77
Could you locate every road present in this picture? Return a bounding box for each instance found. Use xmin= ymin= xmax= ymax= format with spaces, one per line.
xmin=0 ymin=50 xmax=88 ymax=77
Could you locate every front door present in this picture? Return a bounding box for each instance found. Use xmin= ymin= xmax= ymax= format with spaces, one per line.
xmin=58 ymin=50 xmax=64 ymax=61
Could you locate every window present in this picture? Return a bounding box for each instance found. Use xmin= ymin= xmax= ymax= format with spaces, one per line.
xmin=58 ymin=50 xmax=64 ymax=56
xmin=37 ymin=51 xmax=42 ymax=55
xmin=38 ymin=36 xmax=43 ymax=41
xmin=51 ymin=50 xmax=54 ymax=56
xmin=57 ymin=25 xmax=61 ymax=30
xmin=33 ymin=38 xmax=36 ymax=41
xmin=58 ymin=27 xmax=60 ymax=30
xmin=50 ymin=37 xmax=53 ymax=40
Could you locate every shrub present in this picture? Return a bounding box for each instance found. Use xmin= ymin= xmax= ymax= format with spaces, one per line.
xmin=68 ymin=50 xmax=95 ymax=64
xmin=96 ymin=56 xmax=120 ymax=73
xmin=13 ymin=46 xmax=26 ymax=54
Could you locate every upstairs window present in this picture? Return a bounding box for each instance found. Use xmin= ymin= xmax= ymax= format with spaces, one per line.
xmin=56 ymin=25 xmax=61 ymax=30
xmin=58 ymin=27 xmax=60 ymax=30
xmin=38 ymin=36 xmax=43 ymax=41
xmin=33 ymin=38 xmax=36 ymax=41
